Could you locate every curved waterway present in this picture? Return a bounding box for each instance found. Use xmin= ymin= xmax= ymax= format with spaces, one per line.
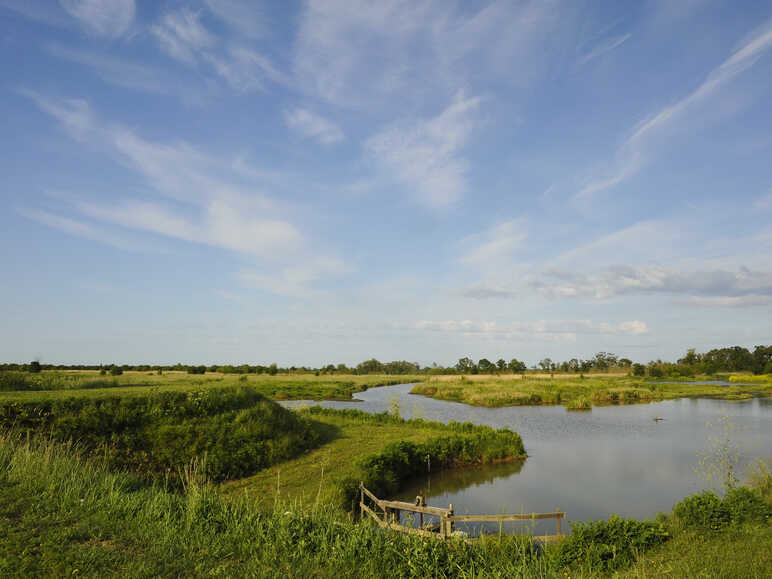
xmin=282 ymin=383 xmax=772 ymax=536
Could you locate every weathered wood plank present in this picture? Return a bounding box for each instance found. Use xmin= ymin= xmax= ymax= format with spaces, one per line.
xmin=360 ymin=484 xmax=382 ymax=507
xmin=450 ymin=512 xmax=565 ymax=522
xmin=378 ymin=499 xmax=450 ymax=517
xmin=360 ymin=502 xmax=387 ymax=527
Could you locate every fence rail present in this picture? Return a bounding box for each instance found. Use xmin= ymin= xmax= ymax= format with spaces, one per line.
xmin=358 ymin=482 xmax=565 ymax=542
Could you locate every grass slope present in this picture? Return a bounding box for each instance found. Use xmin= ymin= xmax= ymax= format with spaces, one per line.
xmin=222 ymin=407 xmax=525 ymax=510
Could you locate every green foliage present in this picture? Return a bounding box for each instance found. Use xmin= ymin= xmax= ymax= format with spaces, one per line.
xmin=556 ymin=515 xmax=669 ymax=572
xmin=672 ymin=487 xmax=771 ymax=531
xmin=0 ymin=387 xmax=322 ymax=482
xmin=28 ymin=361 xmax=41 ymax=373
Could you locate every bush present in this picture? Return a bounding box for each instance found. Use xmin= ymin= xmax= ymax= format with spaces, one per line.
xmin=110 ymin=366 xmax=123 ymax=376
xmin=673 ymin=488 xmax=770 ymax=530
xmin=556 ymin=515 xmax=669 ymax=572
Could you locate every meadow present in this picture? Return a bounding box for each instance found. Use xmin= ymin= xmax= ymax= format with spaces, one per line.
xmin=1 ymin=431 xmax=769 ymax=577
xmin=410 ymin=373 xmax=772 ymax=408
xmin=0 ymin=370 xmax=423 ymax=401
xmin=0 ymin=370 xmax=770 ymax=576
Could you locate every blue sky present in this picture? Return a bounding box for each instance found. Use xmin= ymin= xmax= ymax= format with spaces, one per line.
xmin=2 ymin=0 xmax=772 ymax=366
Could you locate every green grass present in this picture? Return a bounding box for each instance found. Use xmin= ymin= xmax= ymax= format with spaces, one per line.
xmin=222 ymin=407 xmax=525 ymax=510
xmin=0 ymin=386 xmax=325 ymax=482
xmin=1 ymin=432 xmax=769 ymax=578
xmin=410 ymin=374 xmax=772 ymax=408
xmin=0 ymin=370 xmax=423 ymax=401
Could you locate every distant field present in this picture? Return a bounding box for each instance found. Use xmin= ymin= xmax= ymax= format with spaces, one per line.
xmin=0 ymin=371 xmax=424 ymax=401
xmin=411 ymin=374 xmax=772 ymax=408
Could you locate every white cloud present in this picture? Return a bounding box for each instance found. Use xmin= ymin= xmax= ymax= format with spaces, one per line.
xmin=23 ymin=92 xmax=346 ymax=277
xmin=407 ymin=318 xmax=648 ymax=340
xmin=237 ymin=257 xmax=348 ymax=297
xmin=205 ymin=0 xmax=264 ymax=39
xmin=151 ymin=8 xmax=214 ymax=65
xmin=206 ymin=46 xmax=286 ymax=93
xmin=284 ymin=108 xmax=344 ymax=145
xmin=579 ymin=33 xmax=631 ymax=65
xmin=18 ymin=207 xmax=149 ymax=252
xmin=46 ymin=44 xmax=199 ymax=103
xmin=294 ymin=0 xmax=568 ymax=108
xmin=577 ymin=18 xmax=772 ymax=200
xmin=365 ymin=91 xmax=481 ymax=207
xmin=60 ymin=0 xmax=134 ymax=37
xmin=459 ymin=219 xmax=527 ymax=267
xmin=531 ymin=265 xmax=772 ymax=303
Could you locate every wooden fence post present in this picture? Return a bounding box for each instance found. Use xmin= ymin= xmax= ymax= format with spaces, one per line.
xmin=556 ymin=508 xmax=561 ymax=536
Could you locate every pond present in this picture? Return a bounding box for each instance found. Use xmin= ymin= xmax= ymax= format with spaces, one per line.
xmin=282 ymin=383 xmax=772 ymax=536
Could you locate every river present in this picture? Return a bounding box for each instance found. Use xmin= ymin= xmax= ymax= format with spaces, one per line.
xmin=282 ymin=383 xmax=772 ymax=535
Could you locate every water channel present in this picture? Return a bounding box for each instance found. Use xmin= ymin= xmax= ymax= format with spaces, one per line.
xmin=282 ymin=383 xmax=772 ymax=536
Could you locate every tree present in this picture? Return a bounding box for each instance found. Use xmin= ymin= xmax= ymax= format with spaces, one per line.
xmin=456 ymin=357 xmax=475 ymax=373
xmin=496 ymin=358 xmax=507 ymax=372
xmin=632 ymin=363 xmax=646 ymax=376
xmin=538 ymin=358 xmax=553 ymax=372
xmin=477 ymin=358 xmax=495 ymax=373
xmin=28 ymin=360 xmax=41 ymax=373
xmin=268 ymin=363 xmax=278 ymax=375
xmin=508 ymin=358 xmax=527 ymax=372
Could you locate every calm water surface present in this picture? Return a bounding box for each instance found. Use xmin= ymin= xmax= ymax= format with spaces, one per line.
xmin=282 ymin=383 xmax=772 ymax=535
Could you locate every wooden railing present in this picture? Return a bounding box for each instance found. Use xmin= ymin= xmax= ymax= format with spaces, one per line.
xmin=359 ymin=483 xmax=565 ymax=542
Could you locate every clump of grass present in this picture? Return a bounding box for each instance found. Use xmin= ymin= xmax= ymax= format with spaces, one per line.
xmin=566 ymin=397 xmax=592 ymax=411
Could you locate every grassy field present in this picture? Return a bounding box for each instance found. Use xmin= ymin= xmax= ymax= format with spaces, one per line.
xmin=0 ymin=370 xmax=423 ymax=401
xmin=1 ymin=432 xmax=769 ymax=578
xmin=410 ymin=374 xmax=772 ymax=408
xmin=221 ymin=407 xmax=525 ymax=509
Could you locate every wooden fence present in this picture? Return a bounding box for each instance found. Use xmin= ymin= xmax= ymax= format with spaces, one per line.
xmin=359 ymin=483 xmax=565 ymax=542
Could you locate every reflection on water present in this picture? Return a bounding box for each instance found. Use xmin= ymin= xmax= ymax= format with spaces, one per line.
xmin=282 ymin=383 xmax=772 ymax=532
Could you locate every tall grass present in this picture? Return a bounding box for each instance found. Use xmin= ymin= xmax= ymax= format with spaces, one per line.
xmin=0 ymin=386 xmax=323 ymax=481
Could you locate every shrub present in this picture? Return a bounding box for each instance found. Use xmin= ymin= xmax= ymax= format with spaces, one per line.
xmin=670 ymin=488 xmax=770 ymax=530
xmin=556 ymin=515 xmax=669 ymax=572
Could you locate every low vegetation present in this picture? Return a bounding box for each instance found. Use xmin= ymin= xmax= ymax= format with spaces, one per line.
xmin=222 ymin=407 xmax=525 ymax=510
xmin=0 ymin=370 xmax=424 ymax=402
xmin=1 ymin=432 xmax=769 ymax=577
xmin=0 ymin=386 xmax=323 ymax=482
xmin=411 ymin=374 xmax=772 ymax=408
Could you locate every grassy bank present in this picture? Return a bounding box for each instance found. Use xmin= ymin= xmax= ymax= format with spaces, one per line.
xmin=1 ymin=432 xmax=769 ymax=578
xmin=410 ymin=374 xmax=772 ymax=408
xmin=0 ymin=370 xmax=424 ymax=401
xmin=222 ymin=407 xmax=525 ymax=510
xmin=0 ymin=386 xmax=324 ymax=482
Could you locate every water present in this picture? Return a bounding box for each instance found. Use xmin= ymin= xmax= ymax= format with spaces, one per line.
xmin=282 ymin=383 xmax=772 ymax=535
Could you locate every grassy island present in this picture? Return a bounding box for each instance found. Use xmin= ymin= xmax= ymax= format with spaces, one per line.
xmin=410 ymin=373 xmax=772 ymax=408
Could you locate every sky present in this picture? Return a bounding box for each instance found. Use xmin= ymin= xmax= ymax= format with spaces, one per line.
xmin=1 ymin=0 xmax=772 ymax=367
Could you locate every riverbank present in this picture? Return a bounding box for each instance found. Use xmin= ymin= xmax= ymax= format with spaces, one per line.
xmin=410 ymin=374 xmax=772 ymax=408
xmin=221 ymin=407 xmax=525 ymax=510
xmin=1 ymin=431 xmax=769 ymax=577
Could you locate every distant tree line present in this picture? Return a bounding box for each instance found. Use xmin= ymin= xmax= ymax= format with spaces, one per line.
xmin=2 ymin=345 xmax=770 ymax=377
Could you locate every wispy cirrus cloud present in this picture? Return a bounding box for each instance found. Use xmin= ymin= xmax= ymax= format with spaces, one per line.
xmin=18 ymin=207 xmax=152 ymax=252
xmin=151 ymin=7 xmax=214 ymax=65
xmin=60 ymin=0 xmax=135 ymax=38
xmin=459 ymin=219 xmax=527 ymax=267
xmin=204 ymin=0 xmax=265 ymax=39
xmin=365 ymin=91 xmax=482 ymax=207
xmin=579 ymin=33 xmax=631 ymax=65
xmin=284 ymin=108 xmax=344 ymax=145
xmin=21 ymin=91 xmax=347 ymax=295
xmin=577 ymin=18 xmax=772 ymax=201
xmin=294 ymin=0 xmax=569 ymax=108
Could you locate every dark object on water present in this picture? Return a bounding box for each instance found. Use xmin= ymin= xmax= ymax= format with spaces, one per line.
xmin=653 ymin=416 xmax=665 ymax=422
